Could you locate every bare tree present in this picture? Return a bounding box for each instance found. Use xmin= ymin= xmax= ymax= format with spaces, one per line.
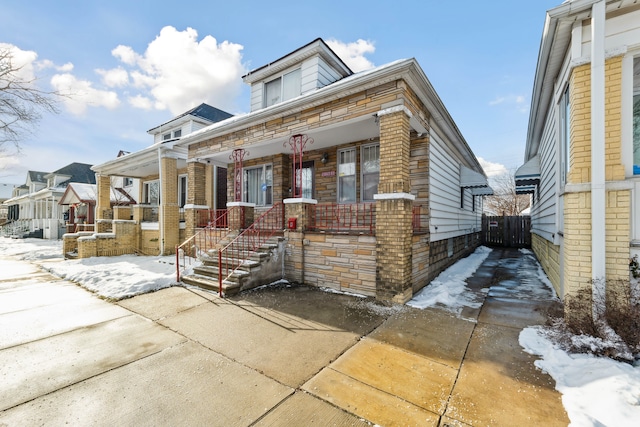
xmin=484 ymin=170 xmax=531 ymax=216
xmin=0 ymin=47 xmax=58 ymax=156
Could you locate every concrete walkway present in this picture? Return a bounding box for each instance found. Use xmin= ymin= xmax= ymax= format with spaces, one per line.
xmin=0 ymin=247 xmax=569 ymax=426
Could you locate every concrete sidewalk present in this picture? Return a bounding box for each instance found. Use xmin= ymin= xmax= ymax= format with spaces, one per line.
xmin=0 ymin=247 xmax=569 ymax=426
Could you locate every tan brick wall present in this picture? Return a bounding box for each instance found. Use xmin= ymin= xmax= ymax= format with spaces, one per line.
xmin=161 ymin=156 xmax=179 ymax=255
xmin=531 ymin=233 xmax=561 ymax=296
xmin=140 ymin=229 xmax=160 ymax=255
xmin=412 ymin=234 xmax=430 ymax=293
xmin=188 ymin=161 xmax=207 ymax=206
xmin=96 ymin=175 xmax=112 ymax=220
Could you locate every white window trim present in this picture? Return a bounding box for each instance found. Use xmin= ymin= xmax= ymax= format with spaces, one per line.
xmin=243 ymin=164 xmax=273 ymax=207
xmin=143 ymin=180 xmax=160 ymax=205
xmin=337 ymin=147 xmax=357 ymax=204
xmin=360 ymin=143 xmax=380 ymax=202
xmin=178 ymin=174 xmax=188 ymax=208
xmin=263 ymin=68 xmax=302 ymax=108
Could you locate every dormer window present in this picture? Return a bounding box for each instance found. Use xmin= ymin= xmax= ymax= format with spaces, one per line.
xmin=163 ymin=133 xmax=171 ymax=141
xmin=264 ymin=69 xmax=301 ymax=107
xmin=162 ymin=129 xmax=182 ymax=141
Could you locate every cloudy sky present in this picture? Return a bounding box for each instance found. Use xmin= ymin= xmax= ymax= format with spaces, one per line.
xmin=1 ymin=0 xmax=559 ymax=185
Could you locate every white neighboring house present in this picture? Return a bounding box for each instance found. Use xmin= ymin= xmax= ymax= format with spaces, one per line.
xmin=3 ymin=163 xmax=95 ymax=239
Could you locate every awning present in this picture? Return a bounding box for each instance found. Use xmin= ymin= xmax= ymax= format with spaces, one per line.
xmin=515 ymin=155 xmax=540 ymax=187
xmin=460 ymin=165 xmax=490 ymax=188
xmin=516 ymin=184 xmax=537 ymax=195
xmin=471 ymin=186 xmax=494 ymax=196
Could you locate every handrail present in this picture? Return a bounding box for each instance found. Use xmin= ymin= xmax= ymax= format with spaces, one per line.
xmin=175 ymin=208 xmax=235 ymax=282
xmin=216 ymin=202 xmax=284 ymax=297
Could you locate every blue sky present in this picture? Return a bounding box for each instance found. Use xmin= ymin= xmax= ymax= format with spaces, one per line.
xmin=1 ymin=0 xmax=560 ymax=185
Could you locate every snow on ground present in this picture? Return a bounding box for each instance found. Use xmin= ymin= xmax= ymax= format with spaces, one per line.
xmin=520 ymin=327 xmax=640 ymax=426
xmin=3 ymin=237 xmax=640 ymax=425
xmin=0 ymin=237 xmax=176 ymax=300
xmin=406 ymin=245 xmax=492 ymax=314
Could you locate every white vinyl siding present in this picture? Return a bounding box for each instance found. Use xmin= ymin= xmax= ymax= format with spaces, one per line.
xmin=428 ymin=129 xmax=481 ymax=241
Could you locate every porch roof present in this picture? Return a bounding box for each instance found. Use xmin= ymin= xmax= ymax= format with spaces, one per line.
xmin=515 ymin=155 xmax=540 ymax=187
xmin=92 ymin=140 xmax=188 ymax=178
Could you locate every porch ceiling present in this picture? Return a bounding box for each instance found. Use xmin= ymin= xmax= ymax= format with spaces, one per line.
xmin=93 ymin=146 xmax=189 ymax=178
xmin=198 ymin=115 xmax=381 ymax=166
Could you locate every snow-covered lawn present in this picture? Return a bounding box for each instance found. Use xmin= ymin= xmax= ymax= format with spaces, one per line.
xmin=2 ymin=237 xmax=639 ymax=425
xmin=0 ymin=237 xmax=177 ymax=300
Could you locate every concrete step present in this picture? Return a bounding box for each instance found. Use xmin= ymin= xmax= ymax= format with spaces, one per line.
xmin=193 ymin=265 xmax=251 ymax=283
xmin=180 ymin=274 xmax=241 ymax=296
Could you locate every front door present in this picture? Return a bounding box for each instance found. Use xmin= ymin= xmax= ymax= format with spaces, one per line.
xmin=295 ymin=161 xmax=315 ymax=199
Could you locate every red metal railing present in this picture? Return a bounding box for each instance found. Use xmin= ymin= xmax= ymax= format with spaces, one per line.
xmin=216 ymin=202 xmax=284 ymax=297
xmin=196 ymin=208 xmax=228 ymax=228
xmin=176 ymin=208 xmax=235 ymax=281
xmin=309 ymin=202 xmax=376 ymax=234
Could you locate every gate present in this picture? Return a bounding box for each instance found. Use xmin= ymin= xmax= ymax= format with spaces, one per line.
xmin=482 ymin=215 xmax=531 ymax=248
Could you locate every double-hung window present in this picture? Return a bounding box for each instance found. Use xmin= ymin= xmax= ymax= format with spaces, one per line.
xmin=243 ymin=164 xmax=273 ymax=206
xmin=178 ymin=175 xmax=187 ymax=208
xmin=338 ymin=148 xmax=356 ymax=203
xmin=361 ymin=144 xmax=380 ymax=201
xmin=143 ymin=180 xmax=160 ymax=205
xmin=264 ymin=69 xmax=301 ymax=107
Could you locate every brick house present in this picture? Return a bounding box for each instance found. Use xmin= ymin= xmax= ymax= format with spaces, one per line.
xmin=83 ymin=38 xmax=491 ymax=303
xmin=516 ymin=0 xmax=640 ymax=315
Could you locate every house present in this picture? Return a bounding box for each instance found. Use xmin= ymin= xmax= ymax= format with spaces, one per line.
xmin=86 ymin=103 xmax=233 ymax=256
xmin=516 ymin=0 xmax=640 ymax=318
xmin=83 ymin=38 xmax=492 ymax=304
xmin=2 ymin=163 xmax=95 ymax=239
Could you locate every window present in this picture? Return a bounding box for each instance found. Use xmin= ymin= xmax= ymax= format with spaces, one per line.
xmin=143 ymin=180 xmax=160 ymax=205
xmin=560 ymin=86 xmax=570 ymax=184
xmin=173 ymin=129 xmax=182 ymax=138
xmin=338 ymin=148 xmax=356 ymax=203
xmin=264 ymin=69 xmax=301 ymax=107
xmin=123 ymin=177 xmax=133 ymax=187
xmin=163 ymin=133 xmax=171 ymax=141
xmin=178 ymin=175 xmax=187 ymax=208
xmin=361 ymin=144 xmax=380 ymax=201
xmin=243 ymin=164 xmax=273 ymax=206
xmin=633 ymin=57 xmax=640 ymax=174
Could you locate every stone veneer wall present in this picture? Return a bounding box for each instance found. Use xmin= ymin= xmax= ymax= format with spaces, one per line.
xmin=427 ymin=234 xmax=480 ymax=284
xmin=297 ymin=232 xmax=377 ymax=297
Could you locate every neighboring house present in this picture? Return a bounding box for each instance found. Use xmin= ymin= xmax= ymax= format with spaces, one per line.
xmin=83 ymin=38 xmax=492 ymax=304
xmin=0 ymin=183 xmax=17 ymax=224
xmin=3 ymin=163 xmax=95 ymax=239
xmin=59 ymin=182 xmax=136 ymax=233
xmin=89 ymin=103 xmax=233 ymax=255
xmin=516 ymin=0 xmax=640 ymax=316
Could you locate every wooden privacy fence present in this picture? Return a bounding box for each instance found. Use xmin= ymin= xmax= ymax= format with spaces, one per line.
xmin=481 ymin=215 xmax=531 ymax=248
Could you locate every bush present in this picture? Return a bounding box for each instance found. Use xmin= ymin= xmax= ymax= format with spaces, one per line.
xmin=543 ymin=278 xmax=640 ymax=363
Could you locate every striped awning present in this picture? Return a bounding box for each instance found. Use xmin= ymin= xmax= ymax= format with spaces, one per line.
xmin=460 ymin=165 xmax=490 ymax=188
xmin=516 ymin=185 xmax=537 ymax=195
xmin=515 ymin=155 xmax=540 ymax=187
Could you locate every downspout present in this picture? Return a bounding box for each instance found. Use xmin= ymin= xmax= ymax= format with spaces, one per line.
xmin=591 ymin=1 xmax=606 ymax=284
xmin=158 ymin=147 xmax=165 ymax=255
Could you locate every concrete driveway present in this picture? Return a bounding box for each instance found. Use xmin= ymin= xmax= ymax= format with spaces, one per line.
xmin=0 ymin=248 xmax=569 ymax=426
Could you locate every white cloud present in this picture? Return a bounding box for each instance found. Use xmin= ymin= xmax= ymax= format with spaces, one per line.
xmin=0 ymin=43 xmax=38 ymax=82
xmin=478 ymin=157 xmax=508 ymax=177
xmin=326 ymin=38 xmax=375 ymax=72
xmin=489 ymin=94 xmax=528 ymax=112
xmin=96 ymin=67 xmax=129 ymax=87
xmin=50 ymin=73 xmax=120 ymax=115
xmin=112 ymin=26 xmax=246 ymax=115
xmin=128 ymin=94 xmax=153 ymax=110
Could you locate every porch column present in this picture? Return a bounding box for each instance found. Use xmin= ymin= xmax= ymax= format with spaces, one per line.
xmin=96 ymin=174 xmax=112 ymax=220
xmin=160 ymin=154 xmax=179 ymax=255
xmin=283 ymin=198 xmax=317 ymax=283
xmin=375 ymin=105 xmax=415 ymax=304
xmin=185 ymin=159 xmax=208 ymax=238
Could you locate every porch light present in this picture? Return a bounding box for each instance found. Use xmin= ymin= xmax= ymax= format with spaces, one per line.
xmin=321 ymin=152 xmax=329 ymax=164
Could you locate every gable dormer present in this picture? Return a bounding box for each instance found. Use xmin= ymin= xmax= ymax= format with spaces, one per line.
xmin=147 ymin=103 xmax=233 ymax=144
xmin=243 ymin=38 xmax=352 ymax=112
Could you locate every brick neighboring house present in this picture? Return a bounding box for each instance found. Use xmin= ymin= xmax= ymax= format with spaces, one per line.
xmin=516 ymin=0 xmax=640 ymax=316
xmin=81 ymin=38 xmax=491 ymax=303
xmin=2 ymin=163 xmax=95 ymax=239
